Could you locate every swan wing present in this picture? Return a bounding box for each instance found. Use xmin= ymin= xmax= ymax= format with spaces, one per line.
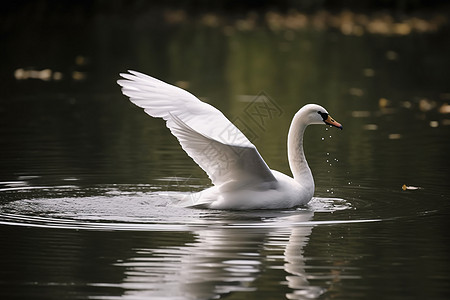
xmin=117 ymin=70 xmax=276 ymax=186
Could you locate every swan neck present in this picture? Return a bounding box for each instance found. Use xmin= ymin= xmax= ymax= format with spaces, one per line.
xmin=287 ymin=112 xmax=311 ymax=182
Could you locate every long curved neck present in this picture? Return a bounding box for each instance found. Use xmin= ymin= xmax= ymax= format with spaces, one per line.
xmin=287 ymin=111 xmax=313 ymax=184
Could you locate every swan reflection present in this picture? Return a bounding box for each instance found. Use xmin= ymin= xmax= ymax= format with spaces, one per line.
xmin=115 ymin=210 xmax=326 ymax=299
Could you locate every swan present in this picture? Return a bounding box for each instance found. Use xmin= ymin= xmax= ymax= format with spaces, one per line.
xmin=117 ymin=70 xmax=342 ymax=210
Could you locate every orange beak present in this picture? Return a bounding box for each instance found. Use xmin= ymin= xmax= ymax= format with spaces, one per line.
xmin=324 ymin=115 xmax=343 ymax=130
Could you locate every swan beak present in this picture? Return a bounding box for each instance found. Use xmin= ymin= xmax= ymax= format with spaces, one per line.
xmin=324 ymin=115 xmax=343 ymax=130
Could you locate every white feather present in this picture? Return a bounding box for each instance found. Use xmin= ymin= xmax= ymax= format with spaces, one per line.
xmin=118 ymin=70 xmax=275 ymax=186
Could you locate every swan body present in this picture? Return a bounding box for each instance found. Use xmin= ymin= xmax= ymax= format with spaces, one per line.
xmin=117 ymin=71 xmax=342 ymax=210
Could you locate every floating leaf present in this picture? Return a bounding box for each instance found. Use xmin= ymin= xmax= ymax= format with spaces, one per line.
xmin=402 ymin=184 xmax=420 ymax=191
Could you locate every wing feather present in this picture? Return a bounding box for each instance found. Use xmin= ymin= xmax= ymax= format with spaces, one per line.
xmin=117 ymin=70 xmax=276 ymax=185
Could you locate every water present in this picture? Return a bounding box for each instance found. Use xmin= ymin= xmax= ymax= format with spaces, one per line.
xmin=1 ymin=5 xmax=450 ymax=300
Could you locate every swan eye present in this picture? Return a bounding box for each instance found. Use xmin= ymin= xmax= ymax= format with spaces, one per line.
xmin=317 ymin=111 xmax=328 ymax=121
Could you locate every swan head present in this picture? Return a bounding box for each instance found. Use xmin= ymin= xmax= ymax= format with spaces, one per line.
xmin=299 ymin=104 xmax=343 ymax=130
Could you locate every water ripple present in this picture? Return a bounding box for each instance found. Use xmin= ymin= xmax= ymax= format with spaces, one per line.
xmin=0 ymin=183 xmax=381 ymax=232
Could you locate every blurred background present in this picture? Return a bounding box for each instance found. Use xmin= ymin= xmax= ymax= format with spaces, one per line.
xmin=1 ymin=0 xmax=449 ymax=189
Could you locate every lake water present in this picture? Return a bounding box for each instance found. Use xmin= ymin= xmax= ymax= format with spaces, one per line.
xmin=1 ymin=7 xmax=450 ymax=300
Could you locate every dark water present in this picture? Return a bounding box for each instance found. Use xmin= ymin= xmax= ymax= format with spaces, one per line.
xmin=1 ymin=8 xmax=450 ymax=300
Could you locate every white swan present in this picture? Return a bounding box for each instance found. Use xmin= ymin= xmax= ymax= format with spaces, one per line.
xmin=117 ymin=70 xmax=342 ymax=210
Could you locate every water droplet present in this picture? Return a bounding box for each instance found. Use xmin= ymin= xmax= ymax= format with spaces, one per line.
xmin=329 ymin=135 xmax=332 ymax=138
xmin=321 ymin=137 xmax=325 ymax=141
xmin=326 ymin=159 xmax=329 ymax=163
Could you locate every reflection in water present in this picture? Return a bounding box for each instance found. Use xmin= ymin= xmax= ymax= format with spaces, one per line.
xmin=114 ymin=212 xmax=317 ymax=300
xmin=284 ymin=219 xmax=322 ymax=299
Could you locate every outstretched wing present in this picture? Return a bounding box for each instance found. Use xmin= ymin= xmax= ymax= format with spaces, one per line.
xmin=117 ymin=70 xmax=276 ymax=186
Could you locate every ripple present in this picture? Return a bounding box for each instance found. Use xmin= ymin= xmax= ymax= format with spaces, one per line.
xmin=0 ymin=182 xmax=383 ymax=233
xmin=0 ymin=213 xmax=191 ymax=231
xmin=325 ymin=184 xmax=444 ymax=221
xmin=0 ymin=212 xmax=380 ymax=232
